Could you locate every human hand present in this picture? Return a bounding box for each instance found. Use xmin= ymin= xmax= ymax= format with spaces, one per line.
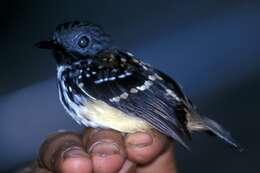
xmin=17 ymin=128 xmax=177 ymax=173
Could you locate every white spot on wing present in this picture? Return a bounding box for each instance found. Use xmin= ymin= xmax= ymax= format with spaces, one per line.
xmin=95 ymin=79 xmax=104 ymax=84
xmin=109 ymin=96 xmax=120 ymax=102
xmin=137 ymin=85 xmax=146 ymax=91
xmin=155 ymin=73 xmax=163 ymax=80
xmin=136 ymin=80 xmax=153 ymax=91
xmin=125 ymin=72 xmax=132 ymax=76
xmin=126 ymin=52 xmax=134 ymax=56
xmin=148 ymin=75 xmax=156 ymax=81
xmin=78 ymin=82 xmax=84 ymax=88
xmin=130 ymin=88 xmax=138 ymax=93
xmin=166 ymin=89 xmax=181 ymax=101
xmin=109 ymin=76 xmax=116 ymax=81
xmin=142 ymin=65 xmax=148 ymax=70
xmin=120 ymin=92 xmax=129 ymax=99
xmin=104 ymin=77 xmax=108 ymax=81
xmin=118 ymin=74 xmax=126 ymax=78
xmin=132 ymin=59 xmax=139 ymax=63
xmin=121 ymin=57 xmax=127 ymax=62
xmin=98 ymin=65 xmax=103 ymax=69
xmin=144 ymin=80 xmax=153 ymax=87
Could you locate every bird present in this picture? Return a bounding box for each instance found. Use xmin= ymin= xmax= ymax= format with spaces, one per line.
xmin=36 ymin=20 xmax=241 ymax=150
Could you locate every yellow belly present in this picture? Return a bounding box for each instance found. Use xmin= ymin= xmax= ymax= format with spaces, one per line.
xmin=80 ymin=100 xmax=151 ymax=133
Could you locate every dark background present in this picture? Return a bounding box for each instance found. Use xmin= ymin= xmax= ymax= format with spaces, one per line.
xmin=0 ymin=0 xmax=259 ymax=172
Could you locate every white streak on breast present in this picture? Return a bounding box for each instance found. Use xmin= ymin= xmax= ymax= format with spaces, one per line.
xmin=57 ymin=65 xmax=96 ymax=126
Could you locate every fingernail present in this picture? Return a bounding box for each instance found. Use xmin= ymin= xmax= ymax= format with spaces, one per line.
xmin=62 ymin=147 xmax=88 ymax=160
xmin=88 ymin=140 xmax=120 ymax=157
xmin=126 ymin=133 xmax=153 ymax=148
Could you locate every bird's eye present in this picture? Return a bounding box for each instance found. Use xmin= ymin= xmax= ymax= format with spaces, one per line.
xmin=78 ymin=36 xmax=90 ymax=48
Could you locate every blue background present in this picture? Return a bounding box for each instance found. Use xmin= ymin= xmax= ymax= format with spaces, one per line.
xmin=0 ymin=0 xmax=259 ymax=172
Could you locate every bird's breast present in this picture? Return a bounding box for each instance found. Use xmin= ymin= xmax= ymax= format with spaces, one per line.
xmin=79 ymin=100 xmax=152 ymax=133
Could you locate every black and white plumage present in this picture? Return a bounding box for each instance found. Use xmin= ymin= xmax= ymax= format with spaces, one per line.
xmin=36 ymin=21 xmax=241 ymax=150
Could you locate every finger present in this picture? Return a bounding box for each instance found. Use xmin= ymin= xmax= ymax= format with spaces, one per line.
xmin=136 ymin=144 xmax=177 ymax=173
xmin=118 ymin=160 xmax=136 ymax=173
xmin=83 ymin=128 xmax=127 ymax=173
xmin=125 ymin=130 xmax=170 ymax=165
xmin=38 ymin=131 xmax=92 ymax=173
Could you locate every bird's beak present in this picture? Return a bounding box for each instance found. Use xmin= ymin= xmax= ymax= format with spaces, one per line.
xmin=34 ymin=40 xmax=61 ymax=50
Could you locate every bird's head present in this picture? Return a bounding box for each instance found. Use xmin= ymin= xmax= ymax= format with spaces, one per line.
xmin=35 ymin=21 xmax=111 ymax=64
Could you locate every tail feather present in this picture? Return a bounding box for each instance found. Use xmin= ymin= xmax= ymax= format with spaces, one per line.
xmin=202 ymin=117 xmax=243 ymax=152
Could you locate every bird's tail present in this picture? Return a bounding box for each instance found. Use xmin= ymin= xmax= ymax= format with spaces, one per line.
xmin=188 ymin=114 xmax=243 ymax=151
xmin=202 ymin=116 xmax=243 ymax=151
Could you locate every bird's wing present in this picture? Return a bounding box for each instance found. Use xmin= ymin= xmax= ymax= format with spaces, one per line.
xmin=73 ymin=50 xmax=191 ymax=148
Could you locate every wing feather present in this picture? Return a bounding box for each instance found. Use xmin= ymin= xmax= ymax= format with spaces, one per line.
xmin=72 ymin=50 xmax=191 ymax=148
